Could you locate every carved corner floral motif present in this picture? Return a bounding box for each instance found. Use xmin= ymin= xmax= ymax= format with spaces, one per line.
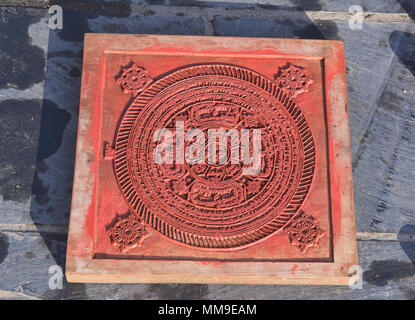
xmin=285 ymin=212 xmax=325 ymax=253
xmin=275 ymin=63 xmax=313 ymax=98
xmin=115 ymin=62 xmax=152 ymax=96
xmin=108 ymin=213 xmax=149 ymax=252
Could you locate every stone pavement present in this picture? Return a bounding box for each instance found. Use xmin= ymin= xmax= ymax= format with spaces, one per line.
xmin=0 ymin=0 xmax=415 ymax=299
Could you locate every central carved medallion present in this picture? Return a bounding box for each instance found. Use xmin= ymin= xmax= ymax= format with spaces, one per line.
xmin=110 ymin=63 xmax=317 ymax=250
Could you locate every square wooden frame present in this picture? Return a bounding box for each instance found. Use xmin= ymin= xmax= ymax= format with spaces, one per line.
xmin=66 ymin=34 xmax=357 ymax=285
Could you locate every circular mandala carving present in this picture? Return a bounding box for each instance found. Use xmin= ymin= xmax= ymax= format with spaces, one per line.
xmin=114 ymin=64 xmax=316 ymax=250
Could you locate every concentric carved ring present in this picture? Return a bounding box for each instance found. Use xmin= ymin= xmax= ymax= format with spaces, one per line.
xmin=114 ymin=64 xmax=316 ymax=250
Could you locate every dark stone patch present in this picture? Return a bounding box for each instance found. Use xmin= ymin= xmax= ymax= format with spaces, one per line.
xmin=36 ymin=99 xmax=71 ymax=162
xmin=397 ymin=0 xmax=415 ymax=16
xmin=295 ymin=20 xmax=341 ymax=40
xmin=0 ymin=98 xmax=69 ymax=205
xmin=133 ymin=292 xmax=144 ymax=300
xmin=32 ymin=170 xmax=50 ymax=205
xmin=389 ymin=31 xmax=415 ymax=76
xmin=144 ymin=10 xmax=155 ymax=17
xmin=0 ymin=233 xmax=9 ymax=264
xmin=370 ymin=218 xmax=382 ymax=229
xmin=378 ymin=40 xmax=388 ymax=48
xmin=56 ymin=10 xmax=91 ymax=42
xmin=149 ymin=284 xmax=209 ymax=300
xmin=290 ymin=0 xmax=323 ymax=11
xmin=377 ymin=89 xmax=404 ymax=114
xmin=35 ymin=160 xmax=49 ymax=174
xmin=225 ymin=16 xmax=238 ymax=21
xmin=144 ymin=0 xmax=165 ymax=4
xmin=39 ymin=230 xmax=87 ymax=299
xmin=293 ymin=22 xmax=324 ymax=39
xmin=24 ymin=251 xmax=35 ymax=259
xmin=0 ymin=99 xmax=41 ymax=201
xmin=400 ymin=285 xmax=415 ymax=299
xmin=0 ymin=7 xmax=46 ymax=90
xmin=51 ymin=0 xmax=132 ymax=17
xmin=257 ymin=4 xmax=299 ymax=11
xmin=363 ymin=260 xmax=415 ymax=286
xmin=398 ymin=224 xmax=415 ymax=263
xmin=40 ymin=232 xmax=67 ymax=263
xmin=169 ymin=0 xmax=253 ymax=8
xmin=214 ymin=15 xmax=338 ymax=40
xmin=42 ymin=282 xmax=88 ymax=300
xmin=1 ymin=0 xmax=49 ymax=7
xmin=62 ymin=283 xmax=89 ymax=300
xmin=48 ymin=50 xmax=84 ymax=59
xmin=51 ymin=1 xmax=132 ymax=43
xmin=31 ymin=99 xmax=71 ymax=204
xmin=376 ymin=201 xmax=388 ymax=214
xmin=68 ymin=67 xmax=81 ymax=78
xmin=32 ymin=99 xmax=71 ymax=205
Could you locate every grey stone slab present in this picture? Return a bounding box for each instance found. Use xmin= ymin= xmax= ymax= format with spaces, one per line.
xmin=3 ymin=0 xmax=414 ymax=14
xmin=0 ymin=7 xmax=50 ymax=224
xmin=345 ymin=27 xmax=415 ymax=234
xmin=0 ymin=0 xmax=48 ymax=8
xmin=53 ymin=0 xmax=415 ymax=14
xmin=166 ymin=0 xmax=415 ymax=14
xmin=1 ymin=230 xmax=415 ymax=299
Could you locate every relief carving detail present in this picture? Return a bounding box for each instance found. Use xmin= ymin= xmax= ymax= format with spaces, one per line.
xmin=285 ymin=212 xmax=325 ymax=253
xmin=116 ymin=62 xmax=152 ymax=96
xmin=274 ymin=62 xmax=313 ymax=98
xmin=109 ymin=63 xmax=317 ymax=252
xmin=108 ymin=213 xmax=149 ymax=252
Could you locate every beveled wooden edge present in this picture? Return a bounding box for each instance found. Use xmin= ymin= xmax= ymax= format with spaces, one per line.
xmin=66 ymin=34 xmax=358 ymax=285
xmin=66 ymin=273 xmax=352 ymax=286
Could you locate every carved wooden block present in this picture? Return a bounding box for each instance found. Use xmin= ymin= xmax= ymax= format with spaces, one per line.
xmin=66 ymin=34 xmax=358 ymax=285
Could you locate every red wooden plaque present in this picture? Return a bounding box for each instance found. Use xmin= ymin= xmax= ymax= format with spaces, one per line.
xmin=66 ymin=34 xmax=358 ymax=285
